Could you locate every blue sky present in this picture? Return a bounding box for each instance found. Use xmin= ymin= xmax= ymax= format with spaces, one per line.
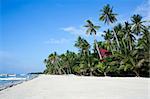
xmin=0 ymin=0 xmax=149 ymax=74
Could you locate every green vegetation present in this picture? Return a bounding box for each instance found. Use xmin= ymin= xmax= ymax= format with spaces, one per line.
xmin=44 ymin=4 xmax=150 ymax=77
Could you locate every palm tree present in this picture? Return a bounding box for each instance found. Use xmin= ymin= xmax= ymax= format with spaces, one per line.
xmin=113 ymin=23 xmax=125 ymax=51
xmin=59 ymin=51 xmax=77 ymax=74
xmin=74 ymin=36 xmax=83 ymax=53
xmin=131 ymin=14 xmax=146 ymax=35
xmin=113 ymin=23 xmax=124 ymax=40
xmin=102 ymin=29 xmax=113 ymax=52
xmin=44 ymin=52 xmax=65 ymax=75
xmin=75 ymin=36 xmax=90 ymax=56
xmin=84 ymin=20 xmax=102 ymax=60
xmin=123 ymin=22 xmax=136 ymax=50
xmin=87 ymin=54 xmax=99 ymax=76
xmin=99 ymin=4 xmax=117 ymax=24
xmin=116 ymin=49 xmax=146 ymax=77
xmin=99 ymin=4 xmax=120 ymax=50
xmin=138 ymin=27 xmax=150 ymax=51
xmin=48 ymin=52 xmax=58 ymax=63
xmin=44 ymin=53 xmax=57 ymax=74
xmin=137 ymin=28 xmax=150 ymax=76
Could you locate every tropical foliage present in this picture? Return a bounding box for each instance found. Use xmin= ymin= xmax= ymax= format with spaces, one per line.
xmin=44 ymin=4 xmax=150 ymax=77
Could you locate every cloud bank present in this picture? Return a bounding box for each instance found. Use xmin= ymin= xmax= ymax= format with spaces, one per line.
xmin=44 ymin=38 xmax=70 ymax=44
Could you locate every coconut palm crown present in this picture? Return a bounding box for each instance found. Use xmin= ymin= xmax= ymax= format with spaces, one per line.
xmin=99 ymin=4 xmax=117 ymax=24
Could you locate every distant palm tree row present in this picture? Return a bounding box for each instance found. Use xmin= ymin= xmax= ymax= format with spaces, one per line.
xmin=44 ymin=4 xmax=150 ymax=77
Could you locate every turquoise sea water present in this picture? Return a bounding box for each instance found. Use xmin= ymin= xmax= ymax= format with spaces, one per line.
xmin=0 ymin=74 xmax=38 ymax=91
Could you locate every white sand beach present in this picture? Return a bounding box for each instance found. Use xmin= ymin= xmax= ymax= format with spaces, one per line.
xmin=0 ymin=75 xmax=149 ymax=99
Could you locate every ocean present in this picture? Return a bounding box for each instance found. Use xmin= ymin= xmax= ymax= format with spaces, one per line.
xmin=0 ymin=74 xmax=38 ymax=91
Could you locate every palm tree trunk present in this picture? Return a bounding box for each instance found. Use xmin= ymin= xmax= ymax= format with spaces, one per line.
xmin=128 ymin=35 xmax=132 ymax=50
xmin=58 ymin=69 xmax=62 ymax=75
xmin=90 ymin=71 xmax=93 ymax=76
xmin=104 ymin=72 xmax=107 ymax=76
xmin=109 ymin=40 xmax=114 ymax=55
xmin=129 ymin=40 xmax=132 ymax=50
xmin=69 ymin=67 xmax=72 ymax=74
xmin=62 ymin=68 xmax=66 ymax=74
xmin=133 ymin=70 xmax=139 ymax=77
xmin=113 ymin=30 xmax=120 ymax=50
xmin=94 ymin=34 xmax=102 ymax=60
xmin=111 ymin=40 xmax=116 ymax=51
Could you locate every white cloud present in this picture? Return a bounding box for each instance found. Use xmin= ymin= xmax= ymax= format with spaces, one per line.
xmin=61 ymin=26 xmax=103 ymax=37
xmin=61 ymin=26 xmax=86 ymax=36
xmin=44 ymin=38 xmax=70 ymax=44
xmin=134 ymin=0 xmax=150 ymax=20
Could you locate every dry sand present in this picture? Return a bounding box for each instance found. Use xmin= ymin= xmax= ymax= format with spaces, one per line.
xmin=0 ymin=75 xmax=149 ymax=99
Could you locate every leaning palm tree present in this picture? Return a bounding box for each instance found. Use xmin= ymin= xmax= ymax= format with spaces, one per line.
xmin=84 ymin=20 xmax=102 ymax=60
xmin=99 ymin=4 xmax=120 ymax=50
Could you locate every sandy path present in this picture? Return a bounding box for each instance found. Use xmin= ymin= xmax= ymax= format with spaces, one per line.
xmin=0 ymin=75 xmax=149 ymax=99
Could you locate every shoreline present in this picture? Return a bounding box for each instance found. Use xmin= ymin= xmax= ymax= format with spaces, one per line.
xmin=0 ymin=81 xmax=23 ymax=91
xmin=0 ymin=74 xmax=39 ymax=91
